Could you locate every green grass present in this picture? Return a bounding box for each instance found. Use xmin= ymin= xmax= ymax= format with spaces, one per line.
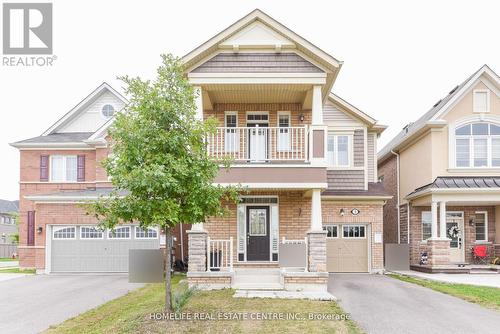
xmin=388 ymin=273 xmax=500 ymax=311
xmin=45 ymin=274 xmax=361 ymax=334
xmin=0 ymin=267 xmax=34 ymax=274
xmin=0 ymin=257 xmax=18 ymax=262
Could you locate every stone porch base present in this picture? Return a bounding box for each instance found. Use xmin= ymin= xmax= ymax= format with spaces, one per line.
xmin=187 ymin=271 xmax=233 ymax=290
xmin=282 ymin=271 xmax=329 ymax=292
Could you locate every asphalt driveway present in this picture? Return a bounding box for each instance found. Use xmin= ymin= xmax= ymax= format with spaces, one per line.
xmin=0 ymin=274 xmax=143 ymax=334
xmin=329 ymin=273 xmax=500 ymax=334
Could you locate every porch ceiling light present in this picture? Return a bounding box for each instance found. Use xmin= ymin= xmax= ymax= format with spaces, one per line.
xmin=340 ymin=208 xmax=345 ymax=217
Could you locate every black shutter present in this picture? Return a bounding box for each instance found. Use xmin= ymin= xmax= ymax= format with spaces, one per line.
xmin=77 ymin=155 xmax=85 ymax=182
xmin=40 ymin=155 xmax=49 ymax=181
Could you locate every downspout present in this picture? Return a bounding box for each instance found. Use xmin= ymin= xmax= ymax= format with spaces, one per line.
xmin=391 ymin=150 xmax=400 ymax=244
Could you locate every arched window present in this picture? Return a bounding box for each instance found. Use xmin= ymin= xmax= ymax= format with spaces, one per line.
xmin=455 ymin=122 xmax=500 ymax=167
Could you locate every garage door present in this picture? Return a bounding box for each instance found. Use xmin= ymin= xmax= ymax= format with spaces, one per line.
xmin=50 ymin=225 xmax=160 ymax=273
xmin=325 ymin=224 xmax=368 ymax=273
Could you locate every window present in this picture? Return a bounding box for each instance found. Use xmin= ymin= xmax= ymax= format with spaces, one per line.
xmin=53 ymin=226 xmax=76 ymax=239
xmin=224 ymin=112 xmax=238 ymax=153
xmin=455 ymin=123 xmax=500 ymax=168
xmin=277 ymin=113 xmax=291 ymax=151
xmin=327 ymin=135 xmax=351 ymax=167
xmin=102 ymin=104 xmax=115 ymax=118
xmin=323 ymin=225 xmax=338 ymax=238
xmin=342 ymin=225 xmax=365 ymax=238
xmin=80 ymin=226 xmax=104 ymax=239
xmin=50 ymin=155 xmax=77 ymax=182
xmin=421 ymin=211 xmax=432 ymax=241
xmin=135 ymin=226 xmax=158 ymax=239
xmin=108 ymin=226 xmax=131 ymax=239
xmin=473 ymin=90 xmax=490 ymax=113
xmin=475 ymin=212 xmax=488 ymax=242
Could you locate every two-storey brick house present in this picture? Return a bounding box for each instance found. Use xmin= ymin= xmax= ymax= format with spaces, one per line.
xmin=378 ymin=65 xmax=500 ymax=271
xmin=12 ymin=10 xmax=389 ymax=291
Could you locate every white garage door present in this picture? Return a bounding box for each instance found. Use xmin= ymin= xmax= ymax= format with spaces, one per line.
xmin=50 ymin=225 xmax=160 ymax=273
xmin=325 ymin=224 xmax=368 ymax=273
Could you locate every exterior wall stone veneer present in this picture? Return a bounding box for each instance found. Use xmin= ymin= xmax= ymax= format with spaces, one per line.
xmin=307 ymin=231 xmax=327 ymax=272
xmin=187 ymin=230 xmax=208 ymax=272
xmin=426 ymin=239 xmax=451 ymax=266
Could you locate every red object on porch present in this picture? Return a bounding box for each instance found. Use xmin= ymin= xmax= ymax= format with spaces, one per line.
xmin=472 ymin=245 xmax=488 ymax=264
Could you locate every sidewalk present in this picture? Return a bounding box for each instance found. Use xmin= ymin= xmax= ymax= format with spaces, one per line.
xmin=392 ymin=270 xmax=500 ymax=288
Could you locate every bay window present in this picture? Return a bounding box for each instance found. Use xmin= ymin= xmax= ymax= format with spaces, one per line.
xmin=327 ymin=134 xmax=351 ymax=167
xmin=455 ymin=123 xmax=500 ymax=168
xmin=50 ymin=155 xmax=77 ymax=182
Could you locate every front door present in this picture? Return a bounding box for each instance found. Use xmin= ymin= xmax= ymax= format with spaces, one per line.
xmin=248 ymin=124 xmax=268 ymax=161
xmin=246 ymin=206 xmax=270 ymax=261
xmin=446 ymin=212 xmax=464 ymax=263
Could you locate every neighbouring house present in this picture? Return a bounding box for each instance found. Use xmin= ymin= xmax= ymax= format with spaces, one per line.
xmin=11 ymin=9 xmax=389 ymax=291
xmin=378 ymin=65 xmax=500 ymax=272
xmin=0 ymin=199 xmax=18 ymax=244
xmin=10 ymin=83 xmax=190 ymax=273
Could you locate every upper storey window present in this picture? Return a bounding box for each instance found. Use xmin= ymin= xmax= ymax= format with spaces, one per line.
xmin=327 ymin=134 xmax=351 ymax=167
xmin=102 ymin=104 xmax=115 ymax=118
xmin=473 ymin=90 xmax=490 ymax=113
xmin=51 ymin=155 xmax=77 ymax=182
xmin=455 ymin=123 xmax=500 ymax=168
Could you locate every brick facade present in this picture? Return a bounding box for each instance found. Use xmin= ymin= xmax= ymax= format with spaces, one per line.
xmin=378 ymin=155 xmax=399 ymax=245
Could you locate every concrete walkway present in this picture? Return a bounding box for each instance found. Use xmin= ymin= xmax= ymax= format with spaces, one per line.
xmin=233 ymin=289 xmax=336 ymax=301
xmin=0 ymin=274 xmax=143 ymax=334
xmin=0 ymin=261 xmax=18 ymax=268
xmin=329 ymin=273 xmax=500 ymax=334
xmin=394 ymin=270 xmax=500 ymax=288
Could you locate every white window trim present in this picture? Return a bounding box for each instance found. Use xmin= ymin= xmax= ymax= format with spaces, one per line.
xmin=52 ymin=226 xmax=76 ymax=240
xmin=80 ymin=226 xmax=105 ymax=240
xmin=451 ymin=121 xmax=500 ymax=169
xmin=341 ymin=224 xmax=366 ymax=239
xmin=474 ymin=211 xmax=488 ymax=242
xmin=108 ymin=226 xmax=131 ymax=239
xmin=277 ymin=111 xmax=291 ymax=152
xmin=323 ymin=224 xmax=339 ymax=239
xmin=49 ymin=155 xmax=78 ymax=183
xmin=421 ymin=211 xmax=432 ymax=241
xmin=101 ymin=104 xmax=116 ymax=119
xmin=246 ymin=111 xmax=269 ymax=125
xmin=135 ymin=226 xmax=159 ymax=239
xmin=473 ymin=89 xmax=490 ymax=113
xmin=327 ymin=134 xmax=353 ymax=168
xmin=224 ymin=111 xmax=238 ymax=127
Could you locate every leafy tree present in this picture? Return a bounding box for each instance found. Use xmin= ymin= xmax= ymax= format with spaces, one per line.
xmin=87 ymin=54 xmax=239 ymax=311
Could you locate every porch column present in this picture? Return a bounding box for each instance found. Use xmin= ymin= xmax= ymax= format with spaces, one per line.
xmin=311 ymin=85 xmax=323 ymax=125
xmin=187 ymin=229 xmax=208 ymax=272
xmin=310 ymin=189 xmax=323 ymax=231
xmin=431 ymin=201 xmax=438 ymax=239
xmin=193 ymin=86 xmax=203 ymax=121
xmin=439 ymin=201 xmax=447 ymax=239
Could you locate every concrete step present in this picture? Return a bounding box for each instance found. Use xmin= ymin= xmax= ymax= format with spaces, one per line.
xmin=470 ymin=270 xmax=499 ymax=274
xmin=233 ymin=275 xmax=281 ymax=284
xmin=232 ymin=283 xmax=284 ymax=290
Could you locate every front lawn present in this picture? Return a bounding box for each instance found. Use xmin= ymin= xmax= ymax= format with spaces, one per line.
xmin=0 ymin=268 xmax=34 ymax=274
xmin=45 ymin=275 xmax=361 ymax=334
xmin=389 ymin=273 xmax=500 ymax=311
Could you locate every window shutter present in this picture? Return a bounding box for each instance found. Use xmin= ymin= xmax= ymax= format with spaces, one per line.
xmin=40 ymin=155 xmax=49 ymax=181
xmin=77 ymin=155 xmax=85 ymax=182
xmin=27 ymin=211 xmax=35 ymax=246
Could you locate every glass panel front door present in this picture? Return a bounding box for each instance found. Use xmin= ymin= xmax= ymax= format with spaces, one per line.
xmin=446 ymin=212 xmax=464 ymax=263
xmin=246 ymin=206 xmax=270 ymax=261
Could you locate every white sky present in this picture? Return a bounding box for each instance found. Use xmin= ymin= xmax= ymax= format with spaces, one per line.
xmin=0 ymin=0 xmax=499 ymax=200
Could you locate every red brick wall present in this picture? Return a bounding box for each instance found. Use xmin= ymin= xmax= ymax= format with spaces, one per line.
xmin=378 ymin=155 xmax=398 ymax=244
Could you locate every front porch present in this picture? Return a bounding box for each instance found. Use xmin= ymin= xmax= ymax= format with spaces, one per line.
xmin=186 ymin=190 xmax=328 ymax=291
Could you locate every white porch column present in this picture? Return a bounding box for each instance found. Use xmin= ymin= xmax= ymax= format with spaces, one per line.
xmin=312 ymin=85 xmax=323 ymax=125
xmin=431 ymin=201 xmax=438 ymax=239
xmin=310 ymin=189 xmax=323 ymax=231
xmin=191 ymin=222 xmax=204 ymax=231
xmin=193 ymin=86 xmax=203 ymax=120
xmin=439 ymin=201 xmax=447 ymax=239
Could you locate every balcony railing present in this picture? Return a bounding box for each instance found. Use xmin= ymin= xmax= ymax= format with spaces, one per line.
xmin=207 ymin=126 xmax=308 ymax=162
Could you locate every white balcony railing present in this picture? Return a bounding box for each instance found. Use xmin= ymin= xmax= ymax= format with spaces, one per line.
xmin=207 ymin=237 xmax=233 ymax=272
xmin=207 ymin=126 xmax=307 ymax=162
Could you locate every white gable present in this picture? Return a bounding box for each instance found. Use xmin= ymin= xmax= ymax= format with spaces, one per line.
xmin=220 ymin=21 xmax=295 ymax=48
xmin=323 ymin=100 xmax=364 ymax=129
xmin=59 ymin=91 xmax=125 ymax=133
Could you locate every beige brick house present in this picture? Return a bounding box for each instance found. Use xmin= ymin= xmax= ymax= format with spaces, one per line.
xmin=379 ymin=65 xmax=500 ymax=271
xmin=12 ymin=9 xmax=389 ymax=291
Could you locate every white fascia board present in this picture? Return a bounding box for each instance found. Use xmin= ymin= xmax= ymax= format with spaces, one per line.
xmin=188 ymin=73 xmax=327 ymax=85
xmin=10 ymin=142 xmax=93 ymax=149
xmin=215 ymin=182 xmax=328 ymax=189
xmin=406 ymin=187 xmax=500 ymax=201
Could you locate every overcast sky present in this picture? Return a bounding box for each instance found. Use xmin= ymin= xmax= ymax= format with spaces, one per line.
xmin=0 ymin=0 xmax=498 ymax=200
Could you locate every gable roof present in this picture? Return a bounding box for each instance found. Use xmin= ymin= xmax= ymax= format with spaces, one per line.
xmin=378 ymin=64 xmax=500 ymax=163
xmin=0 ymin=200 xmax=19 ymax=213
xmin=41 ymin=82 xmax=127 ymax=136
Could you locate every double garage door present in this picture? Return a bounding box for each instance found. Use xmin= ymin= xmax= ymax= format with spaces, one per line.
xmin=325 ymin=224 xmax=369 ymax=273
xmin=50 ymin=225 xmax=160 ymax=273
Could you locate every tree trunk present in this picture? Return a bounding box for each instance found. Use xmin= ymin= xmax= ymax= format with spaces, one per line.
xmin=165 ymin=226 xmax=172 ymax=312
